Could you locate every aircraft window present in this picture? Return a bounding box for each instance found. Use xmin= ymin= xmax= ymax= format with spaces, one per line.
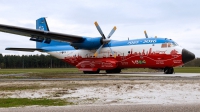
xmin=168 ymin=42 xmax=178 ymax=47
xmin=162 ymin=42 xmax=178 ymax=48
xmin=168 ymin=43 xmax=172 ymax=47
xmin=161 ymin=43 xmax=167 ymax=48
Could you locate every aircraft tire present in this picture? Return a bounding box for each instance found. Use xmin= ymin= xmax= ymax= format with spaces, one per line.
xmin=115 ymin=69 xmax=121 ymax=73
xmin=95 ymin=69 xmax=100 ymax=74
xmin=164 ymin=67 xmax=174 ymax=74
xmin=83 ymin=69 xmax=100 ymax=74
xmin=105 ymin=70 xmax=112 ymax=73
xmin=106 ymin=68 xmax=121 ymax=73
xmin=164 ymin=68 xmax=168 ymax=74
xmin=170 ymin=67 xmax=174 ymax=74
xmin=83 ymin=71 xmax=89 ymax=74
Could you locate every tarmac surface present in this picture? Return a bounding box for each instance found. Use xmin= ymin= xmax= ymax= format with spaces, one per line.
xmin=1 ymin=72 xmax=200 ymax=112
xmin=0 ymin=72 xmax=200 ymax=81
xmin=1 ymin=104 xmax=200 ymax=112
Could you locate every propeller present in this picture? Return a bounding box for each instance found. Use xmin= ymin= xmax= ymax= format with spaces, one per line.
xmin=144 ymin=30 xmax=157 ymax=38
xmin=144 ymin=30 xmax=148 ymax=38
xmin=94 ymin=21 xmax=117 ymax=57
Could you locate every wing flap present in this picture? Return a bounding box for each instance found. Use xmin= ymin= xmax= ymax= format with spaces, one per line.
xmin=0 ymin=24 xmax=84 ymax=43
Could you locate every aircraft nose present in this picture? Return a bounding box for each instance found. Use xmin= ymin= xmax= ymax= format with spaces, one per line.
xmin=182 ymin=49 xmax=195 ymax=64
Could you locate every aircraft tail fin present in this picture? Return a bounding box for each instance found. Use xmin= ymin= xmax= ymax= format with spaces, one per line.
xmin=36 ymin=17 xmax=49 ymax=31
xmin=35 ymin=17 xmax=70 ymax=49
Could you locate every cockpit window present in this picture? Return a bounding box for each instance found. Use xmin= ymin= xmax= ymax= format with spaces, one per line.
xmin=172 ymin=42 xmax=178 ymax=46
xmin=168 ymin=43 xmax=171 ymax=47
xmin=161 ymin=42 xmax=178 ymax=48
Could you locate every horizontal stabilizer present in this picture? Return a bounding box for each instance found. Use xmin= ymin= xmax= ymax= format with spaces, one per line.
xmin=5 ymin=48 xmax=44 ymax=52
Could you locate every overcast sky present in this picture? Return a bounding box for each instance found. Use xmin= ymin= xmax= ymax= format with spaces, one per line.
xmin=0 ymin=0 xmax=200 ymax=57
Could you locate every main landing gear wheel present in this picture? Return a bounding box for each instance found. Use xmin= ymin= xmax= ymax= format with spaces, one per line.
xmin=83 ymin=69 xmax=100 ymax=74
xmin=164 ymin=67 xmax=174 ymax=74
xmin=106 ymin=68 xmax=121 ymax=73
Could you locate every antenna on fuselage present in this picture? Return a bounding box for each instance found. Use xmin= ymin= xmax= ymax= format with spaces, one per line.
xmin=144 ymin=30 xmax=148 ymax=38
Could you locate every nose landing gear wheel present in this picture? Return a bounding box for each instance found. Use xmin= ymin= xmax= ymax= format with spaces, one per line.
xmin=164 ymin=67 xmax=174 ymax=74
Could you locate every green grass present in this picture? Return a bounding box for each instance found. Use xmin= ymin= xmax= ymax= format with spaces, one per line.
xmin=0 ymin=85 xmax=41 ymax=91
xmin=0 ymin=67 xmax=200 ymax=76
xmin=0 ymin=68 xmax=80 ymax=74
xmin=0 ymin=98 xmax=73 ymax=108
xmin=0 ymin=68 xmax=84 ymax=78
xmin=174 ymin=67 xmax=200 ymax=73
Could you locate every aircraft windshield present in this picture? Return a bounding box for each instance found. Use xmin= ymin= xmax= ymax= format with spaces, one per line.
xmin=172 ymin=42 xmax=178 ymax=46
xmin=161 ymin=42 xmax=178 ymax=48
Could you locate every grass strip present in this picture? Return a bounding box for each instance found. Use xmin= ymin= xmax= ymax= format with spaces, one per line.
xmin=174 ymin=67 xmax=200 ymax=73
xmin=0 ymin=67 xmax=200 ymax=76
xmin=0 ymin=68 xmax=80 ymax=74
xmin=0 ymin=98 xmax=73 ymax=108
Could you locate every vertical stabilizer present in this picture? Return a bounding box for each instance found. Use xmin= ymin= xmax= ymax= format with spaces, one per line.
xmin=36 ymin=17 xmax=50 ymax=48
xmin=35 ymin=17 xmax=69 ymax=49
xmin=36 ymin=17 xmax=49 ymax=31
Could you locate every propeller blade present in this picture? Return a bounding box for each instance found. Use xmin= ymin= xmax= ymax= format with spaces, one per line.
xmin=94 ymin=44 xmax=104 ymax=57
xmin=144 ymin=30 xmax=148 ymax=38
xmin=107 ymin=26 xmax=117 ymax=39
xmin=109 ymin=47 xmax=116 ymax=58
xmin=94 ymin=21 xmax=106 ymax=39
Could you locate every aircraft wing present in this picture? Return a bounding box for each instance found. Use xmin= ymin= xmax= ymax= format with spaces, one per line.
xmin=0 ymin=24 xmax=84 ymax=43
xmin=5 ymin=47 xmax=44 ymax=52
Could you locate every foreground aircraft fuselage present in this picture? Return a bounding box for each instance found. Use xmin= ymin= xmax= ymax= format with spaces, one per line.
xmin=0 ymin=17 xmax=195 ymax=74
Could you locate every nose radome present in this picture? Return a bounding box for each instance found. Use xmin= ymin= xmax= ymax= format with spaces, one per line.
xmin=182 ymin=49 xmax=195 ymax=64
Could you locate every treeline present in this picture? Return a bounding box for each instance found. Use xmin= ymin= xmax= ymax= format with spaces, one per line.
xmin=0 ymin=54 xmax=74 ymax=68
xmin=184 ymin=58 xmax=200 ymax=67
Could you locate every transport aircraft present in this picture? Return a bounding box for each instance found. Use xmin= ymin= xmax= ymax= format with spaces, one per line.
xmin=0 ymin=17 xmax=195 ymax=74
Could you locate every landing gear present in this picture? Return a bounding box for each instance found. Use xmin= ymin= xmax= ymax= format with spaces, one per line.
xmin=83 ymin=68 xmax=122 ymax=74
xmin=106 ymin=68 xmax=121 ymax=73
xmin=164 ymin=67 xmax=174 ymax=74
xmin=83 ymin=69 xmax=100 ymax=74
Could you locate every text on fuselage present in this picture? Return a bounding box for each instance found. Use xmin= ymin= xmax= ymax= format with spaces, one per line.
xmin=127 ymin=40 xmax=157 ymax=45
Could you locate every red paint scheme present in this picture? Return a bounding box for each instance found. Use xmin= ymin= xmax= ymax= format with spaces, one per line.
xmin=63 ymin=48 xmax=183 ymax=71
xmin=76 ymin=58 xmax=118 ymax=71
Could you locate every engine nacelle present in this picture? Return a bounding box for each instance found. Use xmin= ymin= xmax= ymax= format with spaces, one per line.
xmin=70 ymin=37 xmax=103 ymax=50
